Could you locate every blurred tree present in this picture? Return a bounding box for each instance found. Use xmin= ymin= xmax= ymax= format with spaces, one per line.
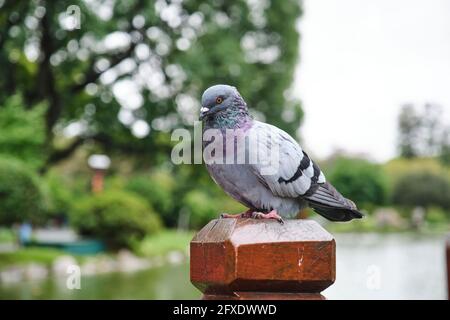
xmin=0 ymin=158 xmax=46 ymax=225
xmin=392 ymin=172 xmax=450 ymax=210
xmin=0 ymin=95 xmax=46 ymax=170
xmin=397 ymin=103 xmax=449 ymax=162
xmin=71 ymin=190 xmax=162 ymax=249
xmin=183 ymin=189 xmax=217 ymax=229
xmin=326 ymin=157 xmax=388 ymax=209
xmin=397 ymin=104 xmax=421 ymax=158
xmin=384 ymin=157 xmax=450 ymax=184
xmin=440 ymin=129 xmax=450 ymax=165
xmin=182 ymin=188 xmax=245 ymax=229
xmin=421 ymin=103 xmax=444 ymax=155
xmin=125 ymin=169 xmax=176 ymax=226
xmin=44 ymin=170 xmax=76 ymax=219
xmin=0 ymin=0 xmax=303 ymax=171
xmin=426 ymin=207 xmax=449 ymax=224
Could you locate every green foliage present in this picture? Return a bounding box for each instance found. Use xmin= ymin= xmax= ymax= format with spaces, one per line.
xmin=182 ymin=188 xmax=245 ymax=229
xmin=426 ymin=207 xmax=449 ymax=224
xmin=0 ymin=227 xmax=15 ymax=244
xmin=71 ymin=190 xmax=162 ymax=249
xmin=135 ymin=230 xmax=194 ymax=257
xmin=183 ymin=190 xmax=218 ymax=229
xmin=391 ymin=172 xmax=450 ymax=209
xmin=0 ymin=0 xmax=303 ymax=167
xmin=0 ymin=248 xmax=67 ymax=270
xmin=440 ymin=132 xmax=450 ymax=166
xmin=0 ymin=0 xmax=306 ymax=239
xmin=0 ymin=158 xmax=46 ymax=225
xmin=326 ymin=157 xmax=388 ymax=209
xmin=177 ymin=0 xmax=304 ymax=136
xmin=125 ymin=169 xmax=176 ymax=226
xmin=384 ymin=157 xmax=450 ymax=182
xmin=0 ymin=95 xmax=46 ymax=169
xmin=44 ymin=171 xmax=75 ymax=219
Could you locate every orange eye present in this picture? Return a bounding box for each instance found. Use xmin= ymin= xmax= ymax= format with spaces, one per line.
xmin=216 ymin=97 xmax=223 ymax=104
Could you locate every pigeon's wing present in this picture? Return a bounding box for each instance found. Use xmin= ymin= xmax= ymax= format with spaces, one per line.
xmin=248 ymin=121 xmax=363 ymax=221
xmin=247 ymin=121 xmax=325 ymax=198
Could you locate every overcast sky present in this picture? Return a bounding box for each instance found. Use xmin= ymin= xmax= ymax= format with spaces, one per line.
xmin=294 ymin=0 xmax=450 ymax=162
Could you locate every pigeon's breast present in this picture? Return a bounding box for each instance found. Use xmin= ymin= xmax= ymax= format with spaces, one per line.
xmin=202 ymin=125 xmax=302 ymax=217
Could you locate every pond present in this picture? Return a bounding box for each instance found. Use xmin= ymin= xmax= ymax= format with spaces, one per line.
xmin=0 ymin=233 xmax=447 ymax=299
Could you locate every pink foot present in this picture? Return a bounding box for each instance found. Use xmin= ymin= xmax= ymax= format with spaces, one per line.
xmin=251 ymin=210 xmax=284 ymax=224
xmin=221 ymin=209 xmax=284 ymax=224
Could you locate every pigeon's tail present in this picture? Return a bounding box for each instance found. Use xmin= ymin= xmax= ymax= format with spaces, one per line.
xmin=305 ymin=182 xmax=364 ymax=222
xmin=308 ymin=202 xmax=363 ymax=222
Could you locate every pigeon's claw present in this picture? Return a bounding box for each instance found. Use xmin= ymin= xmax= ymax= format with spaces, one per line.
xmin=251 ymin=210 xmax=284 ymax=224
xmin=220 ymin=210 xmax=284 ymax=224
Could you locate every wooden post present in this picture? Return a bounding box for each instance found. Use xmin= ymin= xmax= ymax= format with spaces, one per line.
xmin=91 ymin=169 xmax=105 ymax=193
xmin=190 ymin=218 xmax=335 ymax=300
xmin=446 ymin=234 xmax=450 ymax=300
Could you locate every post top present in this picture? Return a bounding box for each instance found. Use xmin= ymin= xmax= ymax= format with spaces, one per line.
xmin=192 ymin=218 xmax=333 ymax=245
xmin=190 ymin=218 xmax=336 ymax=297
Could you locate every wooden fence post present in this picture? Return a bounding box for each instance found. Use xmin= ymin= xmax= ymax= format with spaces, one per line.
xmin=190 ymin=218 xmax=336 ymax=300
xmin=446 ymin=234 xmax=450 ymax=300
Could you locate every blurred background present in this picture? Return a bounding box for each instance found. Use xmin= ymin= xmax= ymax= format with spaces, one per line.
xmin=0 ymin=0 xmax=449 ymax=300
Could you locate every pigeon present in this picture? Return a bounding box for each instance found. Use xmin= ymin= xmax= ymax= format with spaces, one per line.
xmin=199 ymin=84 xmax=363 ymax=223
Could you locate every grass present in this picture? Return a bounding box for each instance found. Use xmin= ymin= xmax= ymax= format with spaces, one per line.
xmin=135 ymin=230 xmax=195 ymax=257
xmin=0 ymin=247 xmax=66 ymax=269
xmin=0 ymin=228 xmax=15 ymax=244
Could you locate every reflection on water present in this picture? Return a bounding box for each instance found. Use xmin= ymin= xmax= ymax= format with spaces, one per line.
xmin=325 ymin=233 xmax=447 ymax=300
xmin=0 ymin=233 xmax=447 ymax=299
xmin=0 ymin=263 xmax=200 ymax=300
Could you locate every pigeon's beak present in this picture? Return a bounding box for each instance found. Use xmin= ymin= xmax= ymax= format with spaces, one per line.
xmin=199 ymin=107 xmax=210 ymax=120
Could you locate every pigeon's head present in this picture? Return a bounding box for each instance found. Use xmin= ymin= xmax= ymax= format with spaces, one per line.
xmin=199 ymin=84 xmax=245 ymax=121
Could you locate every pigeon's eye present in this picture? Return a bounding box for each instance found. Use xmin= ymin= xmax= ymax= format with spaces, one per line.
xmin=216 ymin=97 xmax=223 ymax=104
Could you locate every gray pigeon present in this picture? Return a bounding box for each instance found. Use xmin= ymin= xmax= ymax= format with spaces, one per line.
xmin=199 ymin=84 xmax=363 ymax=223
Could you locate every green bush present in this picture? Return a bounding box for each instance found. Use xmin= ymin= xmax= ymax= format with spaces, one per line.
xmin=70 ymin=190 xmax=162 ymax=249
xmin=136 ymin=230 xmax=194 ymax=257
xmin=0 ymin=247 xmax=66 ymax=269
xmin=0 ymin=227 xmax=15 ymax=244
xmin=392 ymin=172 xmax=450 ymax=209
xmin=326 ymin=157 xmax=389 ymax=208
xmin=384 ymin=157 xmax=450 ymax=185
xmin=125 ymin=170 xmax=175 ymax=226
xmin=183 ymin=190 xmax=218 ymax=229
xmin=426 ymin=207 xmax=449 ymax=224
xmin=0 ymin=95 xmax=46 ymax=170
xmin=182 ymin=189 xmax=246 ymax=229
xmin=44 ymin=171 xmax=75 ymax=219
xmin=0 ymin=158 xmax=46 ymax=225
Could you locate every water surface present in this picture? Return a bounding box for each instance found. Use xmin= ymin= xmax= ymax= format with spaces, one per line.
xmin=0 ymin=233 xmax=446 ymax=299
